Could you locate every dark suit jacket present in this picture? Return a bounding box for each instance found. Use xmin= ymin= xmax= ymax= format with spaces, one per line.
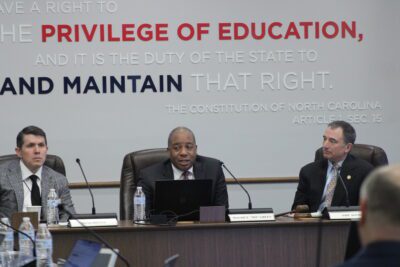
xmin=292 ymin=154 xmax=373 ymax=212
xmin=335 ymin=241 xmax=400 ymax=267
xmin=137 ymin=155 xmax=229 ymax=212
xmin=0 ymin=159 xmax=76 ymax=221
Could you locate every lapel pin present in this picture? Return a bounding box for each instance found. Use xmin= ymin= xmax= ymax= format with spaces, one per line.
xmin=347 ymin=175 xmax=351 ymax=180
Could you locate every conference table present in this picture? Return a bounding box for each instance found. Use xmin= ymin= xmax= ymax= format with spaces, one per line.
xmin=50 ymin=217 xmax=351 ymax=267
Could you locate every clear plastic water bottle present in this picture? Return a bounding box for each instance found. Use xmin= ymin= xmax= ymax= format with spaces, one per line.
xmin=0 ymin=217 xmax=14 ymax=266
xmin=133 ymin=186 xmax=146 ymax=222
xmin=35 ymin=223 xmax=53 ymax=267
xmin=47 ymin=189 xmax=59 ymax=225
xmin=18 ymin=217 xmax=35 ymax=257
xmin=0 ymin=217 xmax=14 ymax=252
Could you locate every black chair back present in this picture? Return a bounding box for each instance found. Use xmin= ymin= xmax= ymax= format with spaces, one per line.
xmin=120 ymin=148 xmax=169 ymax=220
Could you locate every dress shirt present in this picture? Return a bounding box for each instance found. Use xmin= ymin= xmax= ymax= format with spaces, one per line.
xmin=171 ymin=164 xmax=194 ymax=180
xmin=318 ymin=159 xmax=344 ymax=211
xmin=20 ymin=160 xmax=42 ymax=211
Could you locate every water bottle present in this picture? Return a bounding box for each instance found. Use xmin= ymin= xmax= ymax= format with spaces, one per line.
xmin=133 ymin=186 xmax=146 ymax=222
xmin=0 ymin=217 xmax=14 ymax=266
xmin=35 ymin=224 xmax=53 ymax=267
xmin=0 ymin=218 xmax=14 ymax=252
xmin=18 ymin=217 xmax=35 ymax=257
xmin=47 ymin=189 xmax=59 ymax=225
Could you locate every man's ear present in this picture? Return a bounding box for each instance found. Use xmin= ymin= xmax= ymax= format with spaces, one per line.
xmin=344 ymin=143 xmax=353 ymax=154
xmin=15 ymin=147 xmax=22 ymax=158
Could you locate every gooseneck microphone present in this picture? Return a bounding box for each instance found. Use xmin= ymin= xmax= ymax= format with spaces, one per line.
xmin=58 ymin=204 xmax=131 ymax=267
xmin=76 ymin=158 xmax=96 ymax=215
xmin=220 ymin=162 xmax=252 ymax=209
xmin=337 ymin=168 xmax=350 ymax=207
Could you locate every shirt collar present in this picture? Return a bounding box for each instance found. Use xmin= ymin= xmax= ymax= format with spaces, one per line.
xmin=171 ymin=163 xmax=193 ymax=180
xmin=328 ymin=156 xmax=346 ymax=171
xmin=19 ymin=160 xmax=43 ymax=181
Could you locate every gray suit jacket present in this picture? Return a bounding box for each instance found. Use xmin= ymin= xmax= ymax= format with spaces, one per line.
xmin=0 ymin=186 xmax=17 ymax=219
xmin=0 ymin=159 xmax=76 ymax=221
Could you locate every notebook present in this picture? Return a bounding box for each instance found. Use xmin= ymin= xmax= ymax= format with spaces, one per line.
xmin=154 ymin=179 xmax=212 ymax=221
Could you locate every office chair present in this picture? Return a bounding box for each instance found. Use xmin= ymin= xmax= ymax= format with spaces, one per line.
xmin=119 ymin=148 xmax=169 ymax=220
xmin=314 ymin=143 xmax=388 ymax=167
xmin=0 ymin=154 xmax=66 ymax=176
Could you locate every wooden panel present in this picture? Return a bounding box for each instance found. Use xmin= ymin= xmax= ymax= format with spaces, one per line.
xmin=68 ymin=177 xmax=299 ymax=189
xmin=50 ymin=218 xmax=349 ymax=267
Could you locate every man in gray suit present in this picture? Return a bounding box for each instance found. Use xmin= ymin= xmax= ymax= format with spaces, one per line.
xmin=0 ymin=126 xmax=75 ymax=221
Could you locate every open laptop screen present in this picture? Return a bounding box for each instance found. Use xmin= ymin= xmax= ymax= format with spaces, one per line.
xmin=64 ymin=239 xmax=102 ymax=267
xmin=154 ymin=179 xmax=212 ymax=221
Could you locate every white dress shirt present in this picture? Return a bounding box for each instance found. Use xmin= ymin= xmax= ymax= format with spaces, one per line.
xmin=20 ymin=160 xmax=43 ymax=211
xmin=171 ymin=164 xmax=194 ymax=180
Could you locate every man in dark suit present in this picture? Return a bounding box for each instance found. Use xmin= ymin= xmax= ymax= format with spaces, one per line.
xmin=335 ymin=164 xmax=400 ymax=267
xmin=137 ymin=126 xmax=229 ymax=213
xmin=0 ymin=126 xmax=75 ymax=221
xmin=292 ymin=121 xmax=373 ymax=212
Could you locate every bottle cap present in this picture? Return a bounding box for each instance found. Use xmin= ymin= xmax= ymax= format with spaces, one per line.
xmin=0 ymin=217 xmax=9 ymax=223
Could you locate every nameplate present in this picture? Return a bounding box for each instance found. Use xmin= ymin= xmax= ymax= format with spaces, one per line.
xmin=327 ymin=206 xmax=361 ymax=220
xmin=228 ymin=208 xmax=275 ymax=222
xmin=69 ymin=218 xmax=118 ymax=227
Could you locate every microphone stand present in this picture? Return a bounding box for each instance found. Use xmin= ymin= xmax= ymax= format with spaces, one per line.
xmin=221 ymin=162 xmax=274 ymax=222
xmin=59 ymin=204 xmax=131 ymax=267
xmin=76 ymin=158 xmax=96 ymax=215
xmin=221 ymin=163 xmax=252 ymax=209
xmin=73 ymin=158 xmax=117 ymax=222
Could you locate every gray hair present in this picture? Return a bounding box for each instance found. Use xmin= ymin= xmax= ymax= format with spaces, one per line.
xmin=361 ymin=164 xmax=400 ymax=226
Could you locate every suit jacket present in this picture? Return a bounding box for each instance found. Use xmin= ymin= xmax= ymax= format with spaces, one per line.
xmin=0 ymin=186 xmax=17 ymax=219
xmin=137 ymin=155 xmax=229 ymax=212
xmin=292 ymin=154 xmax=373 ymax=212
xmin=0 ymin=159 xmax=76 ymax=221
xmin=335 ymin=241 xmax=400 ymax=267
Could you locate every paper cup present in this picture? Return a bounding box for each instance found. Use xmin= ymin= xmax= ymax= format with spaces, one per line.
xmin=26 ymin=205 xmax=41 ymax=221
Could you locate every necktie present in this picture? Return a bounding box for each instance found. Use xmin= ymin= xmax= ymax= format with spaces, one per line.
xmin=181 ymin=171 xmax=190 ymax=180
xmin=324 ymin=164 xmax=339 ymax=207
xmin=29 ymin=175 xmax=41 ymax=206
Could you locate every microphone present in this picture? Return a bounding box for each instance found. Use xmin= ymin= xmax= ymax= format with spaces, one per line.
xmin=76 ymin=158 xmax=96 ymax=215
xmin=221 ymin=161 xmax=275 ymax=222
xmin=220 ymin=162 xmax=252 ymax=209
xmin=58 ymin=204 xmax=131 ymax=267
xmin=337 ymin=168 xmax=350 ymax=207
xmin=73 ymin=158 xmax=117 ymax=224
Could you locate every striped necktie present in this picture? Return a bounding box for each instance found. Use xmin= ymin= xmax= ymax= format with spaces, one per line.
xmin=324 ymin=164 xmax=339 ymax=207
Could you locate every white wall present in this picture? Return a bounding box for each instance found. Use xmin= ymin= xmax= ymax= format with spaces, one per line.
xmin=1 ymin=0 xmax=399 ymax=183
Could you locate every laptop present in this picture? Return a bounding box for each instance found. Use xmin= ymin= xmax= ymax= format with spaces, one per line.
xmin=64 ymin=240 xmax=118 ymax=267
xmin=154 ymin=179 xmax=212 ymax=221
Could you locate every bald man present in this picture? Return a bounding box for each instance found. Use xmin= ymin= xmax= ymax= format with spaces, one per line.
xmin=335 ymin=164 xmax=400 ymax=267
xmin=137 ymin=126 xmax=229 ymax=213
